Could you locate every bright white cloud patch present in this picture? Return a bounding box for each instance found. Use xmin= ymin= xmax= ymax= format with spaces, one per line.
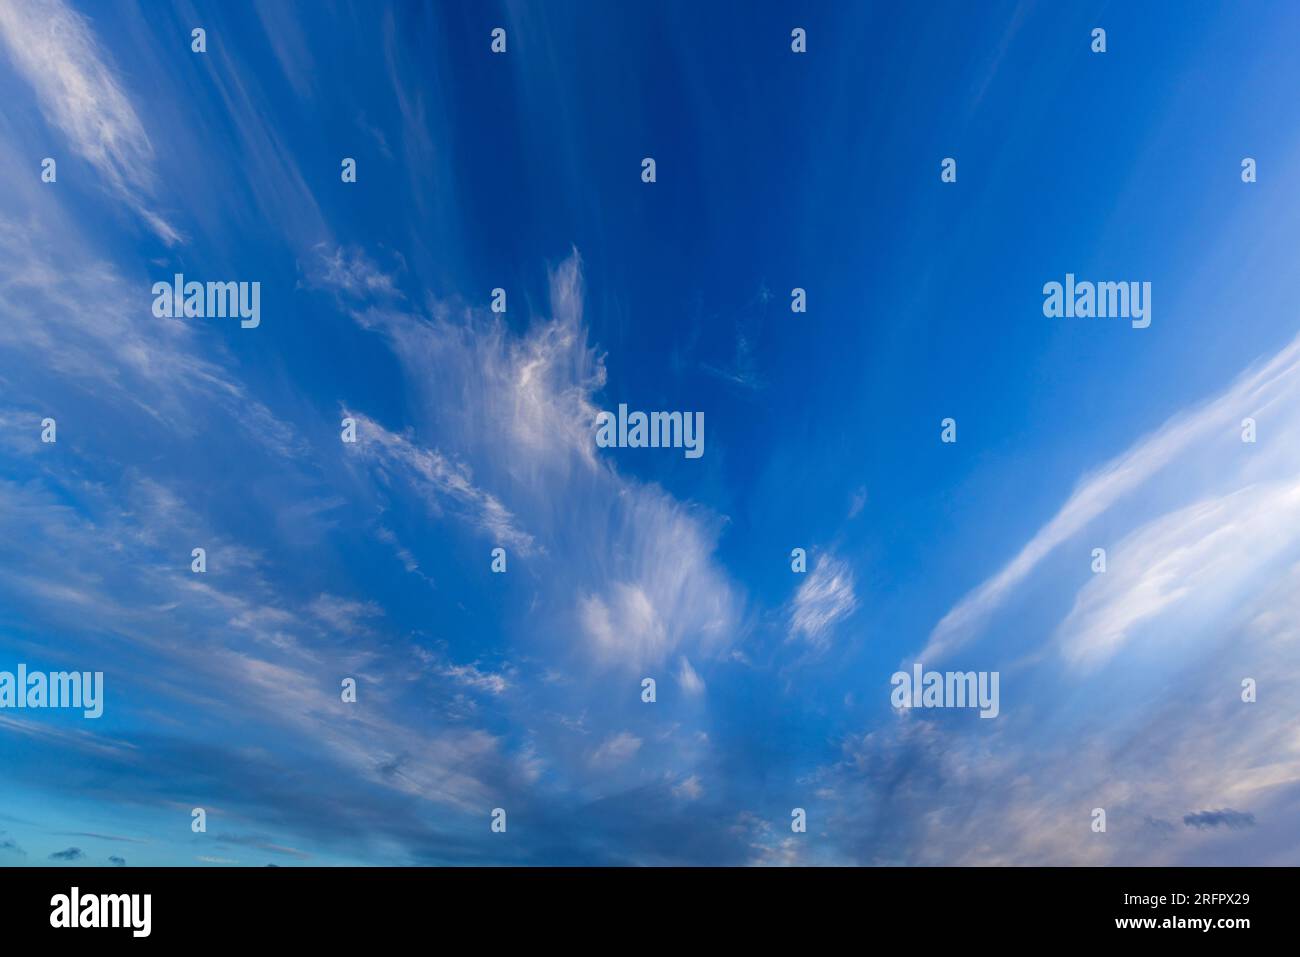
xmin=672 ymin=774 xmax=703 ymax=800
xmin=924 ymin=333 xmax=1300 ymax=663
xmin=439 ymin=662 xmax=510 ymax=696
xmin=677 ymin=657 xmax=705 ymax=696
xmin=590 ymin=731 xmax=642 ymax=767
xmin=1057 ymin=482 xmax=1300 ymax=669
xmin=788 ymin=554 xmax=858 ymax=646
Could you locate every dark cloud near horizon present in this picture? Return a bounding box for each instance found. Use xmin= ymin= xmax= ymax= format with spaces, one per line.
xmin=49 ymin=847 xmax=84 ymax=861
xmin=1183 ymin=809 xmax=1256 ymax=830
xmin=1143 ymin=816 xmax=1177 ymax=834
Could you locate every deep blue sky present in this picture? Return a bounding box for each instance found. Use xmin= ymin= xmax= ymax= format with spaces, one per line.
xmin=2 ymin=0 xmax=1299 ymax=866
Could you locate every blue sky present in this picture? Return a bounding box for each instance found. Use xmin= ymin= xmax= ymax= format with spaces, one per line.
xmin=2 ymin=0 xmax=1300 ymax=866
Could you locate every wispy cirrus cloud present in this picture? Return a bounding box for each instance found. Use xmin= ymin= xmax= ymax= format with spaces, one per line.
xmin=212 ymin=833 xmax=311 ymax=860
xmin=315 ymin=246 xmax=742 ymax=673
xmin=810 ymin=335 xmax=1300 ymax=865
xmin=1056 ymin=481 xmax=1300 ymax=669
xmin=923 ymin=333 xmax=1300 ymax=663
xmin=304 ymin=243 xmax=405 ymax=300
xmin=0 ymin=0 xmax=179 ymax=243
xmin=677 ymin=657 xmax=705 ymax=696
xmin=590 ymin=731 xmax=642 ymax=768
xmin=307 ymin=593 xmax=384 ymax=634
xmin=0 ymin=213 xmax=305 ymax=460
xmin=435 ymin=660 xmax=511 ymax=696
xmin=342 ymin=410 xmax=539 ymax=556
xmin=788 ymin=554 xmax=858 ymax=647
xmin=0 ymin=463 xmax=545 ymax=860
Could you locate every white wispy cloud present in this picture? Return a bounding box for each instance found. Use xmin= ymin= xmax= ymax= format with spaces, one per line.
xmin=811 ymin=333 xmax=1300 ymax=865
xmin=922 ymin=333 xmax=1300 ymax=662
xmin=672 ymin=774 xmax=703 ymax=801
xmin=815 ymin=562 xmax=1300 ymax=866
xmin=677 ymin=657 xmax=705 ymax=696
xmin=439 ymin=662 xmax=510 ymax=696
xmin=848 ymin=485 xmax=868 ymax=519
xmin=590 ymin=731 xmax=642 ymax=767
xmin=0 ymin=471 xmax=534 ymax=822
xmin=254 ymin=2 xmax=317 ymax=100
xmin=1056 ymin=481 xmax=1300 ymax=669
xmin=305 ymin=243 xmax=404 ymax=300
xmin=788 ymin=554 xmax=858 ymax=647
xmin=342 ymin=411 xmax=538 ymax=555
xmin=0 ymin=0 xmax=179 ymax=243
xmin=0 ymin=214 xmax=304 ymax=459
xmin=308 ymin=594 xmax=384 ymax=633
xmin=317 ymin=245 xmax=741 ymax=672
